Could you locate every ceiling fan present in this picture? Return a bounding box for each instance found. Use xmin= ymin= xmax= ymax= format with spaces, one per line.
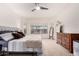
xmin=32 ymin=3 xmax=48 ymax=12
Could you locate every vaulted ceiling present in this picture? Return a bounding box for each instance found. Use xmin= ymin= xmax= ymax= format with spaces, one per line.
xmin=5 ymin=3 xmax=79 ymax=18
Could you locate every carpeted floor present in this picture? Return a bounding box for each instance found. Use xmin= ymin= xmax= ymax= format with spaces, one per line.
xmin=42 ymin=39 xmax=73 ymax=56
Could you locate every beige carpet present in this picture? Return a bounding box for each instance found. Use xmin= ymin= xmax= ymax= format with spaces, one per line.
xmin=42 ymin=39 xmax=73 ymax=56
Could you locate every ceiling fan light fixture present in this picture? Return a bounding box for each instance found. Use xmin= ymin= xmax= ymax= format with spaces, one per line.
xmin=32 ymin=3 xmax=48 ymax=12
xmin=36 ymin=6 xmax=40 ymax=10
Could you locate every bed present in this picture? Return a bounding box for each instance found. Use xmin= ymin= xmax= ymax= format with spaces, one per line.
xmin=8 ymin=35 xmax=42 ymax=55
xmin=0 ymin=26 xmax=42 ymax=55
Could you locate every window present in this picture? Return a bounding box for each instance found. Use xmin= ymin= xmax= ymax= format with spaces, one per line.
xmin=31 ymin=24 xmax=48 ymax=34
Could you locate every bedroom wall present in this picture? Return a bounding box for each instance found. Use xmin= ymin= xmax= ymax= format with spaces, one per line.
xmin=20 ymin=17 xmax=56 ymax=39
xmin=20 ymin=4 xmax=79 ymax=39
xmin=21 ymin=4 xmax=79 ymax=39
xmin=0 ymin=3 xmax=79 ymax=35
xmin=55 ymin=4 xmax=79 ymax=33
xmin=54 ymin=4 xmax=79 ymax=40
xmin=9 ymin=3 xmax=79 ymax=39
xmin=0 ymin=3 xmax=20 ymax=28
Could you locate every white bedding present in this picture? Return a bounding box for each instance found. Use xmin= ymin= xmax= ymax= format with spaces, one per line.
xmin=8 ymin=35 xmax=42 ymax=52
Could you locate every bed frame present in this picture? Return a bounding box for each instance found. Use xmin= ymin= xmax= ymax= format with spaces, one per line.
xmin=0 ymin=26 xmax=19 ymax=56
xmin=0 ymin=26 xmax=42 ymax=56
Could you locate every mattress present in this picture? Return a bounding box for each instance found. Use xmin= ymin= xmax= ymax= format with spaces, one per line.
xmin=8 ymin=35 xmax=42 ymax=53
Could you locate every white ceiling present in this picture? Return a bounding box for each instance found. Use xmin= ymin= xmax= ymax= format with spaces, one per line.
xmin=3 ymin=3 xmax=79 ymax=18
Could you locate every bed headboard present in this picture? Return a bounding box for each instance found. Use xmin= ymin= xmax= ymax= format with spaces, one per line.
xmin=0 ymin=26 xmax=19 ymax=34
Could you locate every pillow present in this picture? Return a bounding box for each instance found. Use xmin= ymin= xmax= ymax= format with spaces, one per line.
xmin=0 ymin=33 xmax=14 ymax=41
xmin=12 ymin=32 xmax=24 ymax=39
xmin=17 ymin=32 xmax=25 ymax=36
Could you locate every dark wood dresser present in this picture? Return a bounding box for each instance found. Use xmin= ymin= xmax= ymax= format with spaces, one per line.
xmin=57 ymin=33 xmax=79 ymax=53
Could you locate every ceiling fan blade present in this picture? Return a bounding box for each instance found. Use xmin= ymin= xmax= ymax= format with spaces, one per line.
xmin=32 ymin=9 xmax=36 ymax=12
xmin=40 ymin=6 xmax=48 ymax=10
xmin=35 ymin=3 xmax=39 ymax=6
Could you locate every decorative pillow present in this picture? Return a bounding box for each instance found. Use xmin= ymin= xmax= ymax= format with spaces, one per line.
xmin=0 ymin=33 xmax=14 ymax=41
xmin=17 ymin=31 xmax=25 ymax=36
xmin=12 ymin=32 xmax=24 ymax=39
